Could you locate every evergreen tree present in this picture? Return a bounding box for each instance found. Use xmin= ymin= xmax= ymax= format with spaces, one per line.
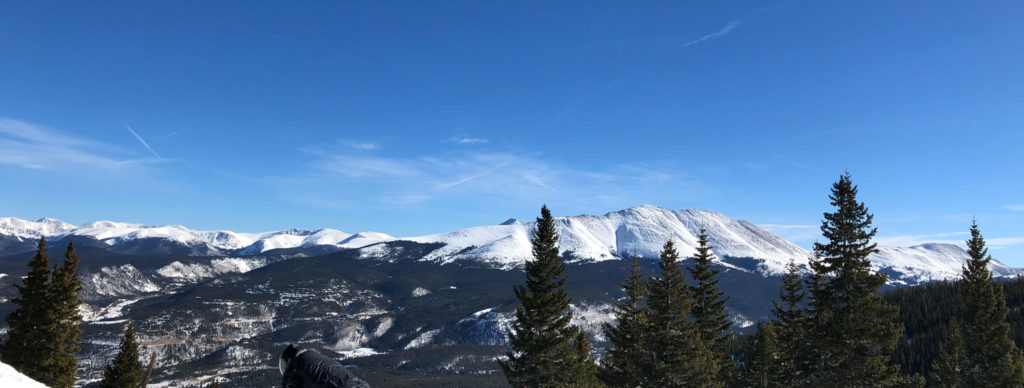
xmin=100 ymin=323 xmax=144 ymax=388
xmin=742 ymin=322 xmax=783 ymax=388
xmin=687 ymin=229 xmax=733 ymax=381
xmin=600 ymin=256 xmax=651 ymax=387
xmin=207 ymin=378 xmax=221 ymax=388
xmin=805 ymin=172 xmax=905 ymax=386
xmin=928 ymin=319 xmax=965 ymax=388
xmin=48 ymin=241 xmax=84 ymax=388
xmin=500 ymin=205 xmax=600 ymax=387
xmin=959 ymin=221 xmax=1024 ymax=387
xmin=572 ymin=331 xmax=603 ymax=387
xmin=770 ymin=258 xmax=806 ymax=385
xmin=1 ymin=238 xmax=60 ymax=385
xmin=647 ymin=240 xmax=718 ymax=387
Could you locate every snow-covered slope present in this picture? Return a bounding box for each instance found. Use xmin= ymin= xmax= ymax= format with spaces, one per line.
xmin=405 ymin=205 xmax=809 ymax=272
xmin=2 ymin=205 xmax=1019 ymax=283
xmin=0 ymin=362 xmax=47 ymax=388
xmin=870 ymin=243 xmax=1021 ymax=285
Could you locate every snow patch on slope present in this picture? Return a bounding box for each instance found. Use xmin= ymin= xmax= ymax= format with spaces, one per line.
xmin=0 ymin=361 xmax=47 ymax=387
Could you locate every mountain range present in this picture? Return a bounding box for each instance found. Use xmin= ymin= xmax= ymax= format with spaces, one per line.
xmin=0 ymin=205 xmax=1018 ymax=386
xmin=0 ymin=205 xmax=1017 ymax=284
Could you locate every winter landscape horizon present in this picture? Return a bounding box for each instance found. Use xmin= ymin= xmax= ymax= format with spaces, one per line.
xmin=3 ymin=2 xmax=1024 ymax=387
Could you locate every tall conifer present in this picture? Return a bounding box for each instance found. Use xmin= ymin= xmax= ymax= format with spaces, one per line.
xmin=959 ymin=221 xmax=1024 ymax=386
xmin=687 ymin=229 xmax=733 ymax=381
xmin=806 ymin=172 xmax=905 ymax=386
xmin=48 ymin=241 xmax=84 ymax=388
xmin=500 ymin=205 xmax=599 ymax=387
xmin=2 ymin=238 xmax=59 ymax=385
xmin=647 ymin=240 xmax=715 ymax=387
xmin=601 ymin=256 xmax=651 ymax=387
xmin=928 ymin=319 xmax=965 ymax=388
xmin=770 ymin=258 xmax=806 ymax=385
xmin=100 ymin=323 xmax=144 ymax=388
xmin=742 ymin=322 xmax=783 ymax=388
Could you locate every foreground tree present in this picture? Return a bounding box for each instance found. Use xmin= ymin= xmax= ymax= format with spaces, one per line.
xmin=100 ymin=323 xmax=144 ymax=388
xmin=647 ymin=240 xmax=719 ymax=387
xmin=742 ymin=322 xmax=784 ymax=388
xmin=48 ymin=241 xmax=84 ymax=388
xmin=928 ymin=319 xmax=965 ymax=388
xmin=500 ymin=205 xmax=600 ymax=387
xmin=958 ymin=221 xmax=1024 ymax=386
xmin=1 ymin=238 xmax=56 ymax=384
xmin=687 ymin=229 xmax=733 ymax=381
xmin=805 ymin=173 xmax=906 ymax=386
xmin=600 ymin=256 xmax=651 ymax=386
xmin=770 ymin=258 xmax=807 ymax=385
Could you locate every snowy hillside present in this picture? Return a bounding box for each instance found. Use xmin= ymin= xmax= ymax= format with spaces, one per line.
xmin=1 ymin=205 xmax=1019 ymax=283
xmin=406 ymin=205 xmax=810 ymax=273
xmin=0 ymin=362 xmax=46 ymax=388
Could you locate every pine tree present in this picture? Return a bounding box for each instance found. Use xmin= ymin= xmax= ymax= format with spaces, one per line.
xmin=500 ymin=205 xmax=600 ymax=387
xmin=207 ymin=378 xmax=221 ymax=388
xmin=572 ymin=331 xmax=603 ymax=387
xmin=742 ymin=322 xmax=783 ymax=388
xmin=1 ymin=238 xmax=60 ymax=385
xmin=48 ymin=241 xmax=84 ymax=388
xmin=959 ymin=221 xmax=1024 ymax=387
xmin=770 ymin=258 xmax=806 ymax=385
xmin=687 ymin=229 xmax=733 ymax=382
xmin=805 ymin=172 xmax=905 ymax=386
xmin=600 ymin=256 xmax=651 ymax=387
xmin=646 ymin=240 xmax=716 ymax=387
xmin=928 ymin=319 xmax=965 ymax=388
xmin=100 ymin=323 xmax=144 ymax=388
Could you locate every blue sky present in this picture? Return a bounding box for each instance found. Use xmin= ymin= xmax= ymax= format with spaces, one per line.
xmin=2 ymin=1 xmax=1024 ymax=263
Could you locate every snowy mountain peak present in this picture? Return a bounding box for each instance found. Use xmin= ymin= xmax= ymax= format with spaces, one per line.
xmin=1 ymin=208 xmax=1018 ymax=284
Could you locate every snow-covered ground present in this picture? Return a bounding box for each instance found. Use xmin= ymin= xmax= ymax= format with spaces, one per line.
xmin=0 ymin=362 xmax=47 ymax=388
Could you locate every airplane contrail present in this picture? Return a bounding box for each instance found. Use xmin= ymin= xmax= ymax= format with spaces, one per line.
xmin=125 ymin=123 xmax=160 ymax=158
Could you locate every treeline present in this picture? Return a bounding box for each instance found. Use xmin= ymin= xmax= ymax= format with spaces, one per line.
xmin=500 ymin=173 xmax=1024 ymax=387
xmin=0 ymin=239 xmax=218 ymax=388
xmin=887 ymin=275 xmax=1024 ymax=378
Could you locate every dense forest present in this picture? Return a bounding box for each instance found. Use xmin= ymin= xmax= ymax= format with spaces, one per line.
xmin=887 ymin=276 xmax=1024 ymax=377
xmin=501 ymin=173 xmax=1024 ymax=387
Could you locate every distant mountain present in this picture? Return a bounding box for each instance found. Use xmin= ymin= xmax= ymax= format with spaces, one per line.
xmin=1 ymin=205 xmax=1017 ymax=285
xmin=0 ymin=206 xmax=1020 ymax=386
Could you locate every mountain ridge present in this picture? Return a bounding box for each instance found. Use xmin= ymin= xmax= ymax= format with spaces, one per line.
xmin=0 ymin=204 xmax=1017 ymax=284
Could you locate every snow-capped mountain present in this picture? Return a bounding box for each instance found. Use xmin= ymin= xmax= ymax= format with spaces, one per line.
xmin=0 ymin=205 xmax=1018 ymax=284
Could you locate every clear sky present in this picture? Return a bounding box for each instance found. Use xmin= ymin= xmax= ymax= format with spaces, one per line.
xmin=2 ymin=1 xmax=1023 ymax=263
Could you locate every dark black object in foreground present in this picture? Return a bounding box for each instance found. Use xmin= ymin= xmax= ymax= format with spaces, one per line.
xmin=280 ymin=345 xmax=369 ymax=388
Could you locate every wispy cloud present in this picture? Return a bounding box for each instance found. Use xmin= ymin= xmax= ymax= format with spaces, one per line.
xmin=0 ymin=117 xmax=164 ymax=172
xmin=124 ymin=123 xmax=160 ymax=158
xmin=681 ymin=20 xmax=741 ymax=47
xmin=349 ymin=141 xmax=378 ymax=150
xmin=1004 ymin=205 xmax=1024 ymax=212
xmin=761 ymin=224 xmax=819 ymax=243
xmin=875 ymin=232 xmax=970 ymax=247
xmin=446 ymin=136 xmax=489 ymax=145
xmin=272 ymin=147 xmax=704 ymax=212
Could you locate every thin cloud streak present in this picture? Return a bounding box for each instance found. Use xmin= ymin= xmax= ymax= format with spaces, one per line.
xmin=1004 ymin=205 xmax=1024 ymax=212
xmin=0 ymin=117 xmax=163 ymax=172
xmin=446 ymin=136 xmax=489 ymax=144
xmin=681 ymin=20 xmax=741 ymax=47
xmin=272 ymin=147 xmax=705 ymax=212
xmin=125 ymin=123 xmax=160 ymax=158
